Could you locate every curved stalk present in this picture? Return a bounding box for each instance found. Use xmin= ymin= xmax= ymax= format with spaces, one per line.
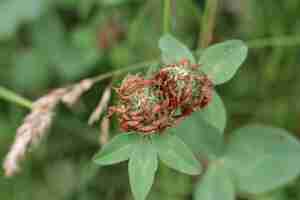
xmin=0 ymin=86 xmax=33 ymax=110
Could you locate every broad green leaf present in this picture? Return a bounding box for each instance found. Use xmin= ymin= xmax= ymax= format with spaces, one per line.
xmin=194 ymin=163 xmax=235 ymax=200
xmin=173 ymin=111 xmax=223 ymax=160
xmin=199 ymin=90 xmax=227 ymax=133
xmin=199 ymin=40 xmax=248 ymax=85
xmin=159 ymin=34 xmax=196 ymax=64
xmin=157 ymin=164 xmax=193 ymax=197
xmin=224 ymin=125 xmax=300 ymax=194
xmin=152 ymin=134 xmax=201 ymax=175
xmin=93 ymin=133 xmax=139 ymax=165
xmin=129 ymin=138 xmax=158 ymax=200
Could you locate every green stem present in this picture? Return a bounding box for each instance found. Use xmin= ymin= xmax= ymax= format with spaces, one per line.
xmin=247 ymin=35 xmax=300 ymax=48
xmin=4 ymin=32 xmax=296 ymax=111
xmin=0 ymin=60 xmax=156 ymax=111
xmin=163 ymin=0 xmax=171 ymax=34
xmin=92 ymin=60 xmax=157 ymax=83
xmin=7 ymin=33 xmax=297 ymax=111
xmin=0 ymin=86 xmax=33 ymax=110
xmin=4 ymin=33 xmax=296 ymax=111
xmin=199 ymin=0 xmax=219 ymax=48
xmin=4 ymin=32 xmax=298 ymax=112
xmin=94 ymin=33 xmax=297 ymax=83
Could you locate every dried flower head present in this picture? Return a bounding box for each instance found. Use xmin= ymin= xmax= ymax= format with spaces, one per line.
xmin=109 ymin=74 xmax=170 ymax=134
xmin=109 ymin=59 xmax=214 ymax=135
xmin=154 ymin=59 xmax=213 ymax=114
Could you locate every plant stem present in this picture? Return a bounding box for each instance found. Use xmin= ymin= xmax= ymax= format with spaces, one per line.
xmin=163 ymin=0 xmax=171 ymax=34
xmin=0 ymin=60 xmax=156 ymax=111
xmin=0 ymin=86 xmax=33 ymax=110
xmin=199 ymin=0 xmax=219 ymax=48
xmin=92 ymin=60 xmax=157 ymax=83
xmin=5 ymin=30 xmax=296 ymax=112
xmin=7 ymin=32 xmax=296 ymax=111
xmin=247 ymin=35 xmax=300 ymax=48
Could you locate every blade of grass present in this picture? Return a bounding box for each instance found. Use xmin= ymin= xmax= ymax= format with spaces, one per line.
xmin=0 ymin=86 xmax=33 ymax=109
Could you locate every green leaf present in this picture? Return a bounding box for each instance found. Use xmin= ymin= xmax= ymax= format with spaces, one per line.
xmin=159 ymin=34 xmax=196 ymax=64
xmin=194 ymin=163 xmax=235 ymax=200
xmin=129 ymin=138 xmax=158 ymax=200
xmin=199 ymin=40 xmax=248 ymax=85
xmin=224 ymin=125 xmax=300 ymax=194
xmin=199 ymin=90 xmax=227 ymax=133
xmin=93 ymin=133 xmax=139 ymax=165
xmin=173 ymin=111 xmax=223 ymax=160
xmin=152 ymin=134 xmax=201 ymax=175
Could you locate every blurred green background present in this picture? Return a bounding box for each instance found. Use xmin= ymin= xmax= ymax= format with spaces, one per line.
xmin=1 ymin=0 xmax=300 ymax=199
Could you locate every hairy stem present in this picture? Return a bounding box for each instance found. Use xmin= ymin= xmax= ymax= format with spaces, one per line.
xmin=199 ymin=0 xmax=219 ymax=48
xmin=0 ymin=86 xmax=33 ymax=110
xmin=163 ymin=0 xmax=172 ymax=34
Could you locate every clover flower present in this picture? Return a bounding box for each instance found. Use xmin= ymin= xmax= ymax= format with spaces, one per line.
xmin=109 ymin=59 xmax=213 ymax=135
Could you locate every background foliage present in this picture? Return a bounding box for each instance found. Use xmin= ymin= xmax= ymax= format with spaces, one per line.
xmin=1 ymin=0 xmax=300 ymax=199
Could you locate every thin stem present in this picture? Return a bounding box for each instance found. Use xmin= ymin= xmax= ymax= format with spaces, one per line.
xmin=199 ymin=0 xmax=219 ymax=48
xmin=84 ymin=33 xmax=300 ymax=84
xmin=91 ymin=60 xmax=157 ymax=83
xmin=247 ymin=35 xmax=300 ymax=48
xmin=163 ymin=0 xmax=171 ymax=34
xmin=3 ymin=33 xmax=297 ymax=111
xmin=0 ymin=61 xmax=156 ymax=111
xmin=0 ymin=32 xmax=300 ymax=112
xmin=0 ymin=86 xmax=33 ymax=110
xmin=3 ymin=32 xmax=297 ymax=111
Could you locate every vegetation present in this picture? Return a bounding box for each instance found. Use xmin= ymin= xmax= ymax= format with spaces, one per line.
xmin=1 ymin=0 xmax=300 ymax=200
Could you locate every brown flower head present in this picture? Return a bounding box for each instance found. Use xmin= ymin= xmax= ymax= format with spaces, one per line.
xmin=109 ymin=74 xmax=170 ymax=134
xmin=109 ymin=59 xmax=214 ymax=135
xmin=154 ymin=59 xmax=213 ymax=115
